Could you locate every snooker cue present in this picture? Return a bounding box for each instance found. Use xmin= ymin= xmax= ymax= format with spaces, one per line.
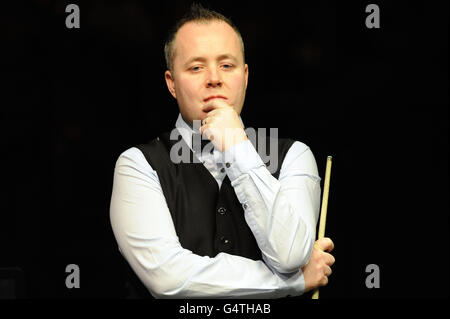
xmin=311 ymin=155 xmax=333 ymax=299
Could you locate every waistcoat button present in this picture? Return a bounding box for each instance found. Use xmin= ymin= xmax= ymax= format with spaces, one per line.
xmin=218 ymin=207 xmax=227 ymax=215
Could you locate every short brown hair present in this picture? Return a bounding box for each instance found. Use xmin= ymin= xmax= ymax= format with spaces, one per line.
xmin=164 ymin=3 xmax=245 ymax=72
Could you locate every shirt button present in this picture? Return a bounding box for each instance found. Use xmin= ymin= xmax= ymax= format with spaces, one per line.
xmin=218 ymin=207 xmax=227 ymax=215
xmin=220 ymin=167 xmax=225 ymax=173
xmin=220 ymin=236 xmax=230 ymax=245
xmin=243 ymin=203 xmax=248 ymax=210
xmin=225 ymin=162 xmax=231 ymax=168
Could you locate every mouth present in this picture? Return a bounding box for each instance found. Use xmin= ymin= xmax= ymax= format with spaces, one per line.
xmin=203 ymin=95 xmax=227 ymax=103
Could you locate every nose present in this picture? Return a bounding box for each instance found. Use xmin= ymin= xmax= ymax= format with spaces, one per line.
xmin=206 ymin=69 xmax=222 ymax=88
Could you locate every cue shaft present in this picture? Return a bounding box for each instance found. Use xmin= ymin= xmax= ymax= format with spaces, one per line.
xmin=312 ymin=156 xmax=333 ymax=300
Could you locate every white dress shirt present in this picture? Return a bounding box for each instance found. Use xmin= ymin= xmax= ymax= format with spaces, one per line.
xmin=110 ymin=114 xmax=321 ymax=298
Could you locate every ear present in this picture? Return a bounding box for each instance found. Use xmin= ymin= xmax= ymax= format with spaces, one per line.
xmin=244 ymin=64 xmax=249 ymax=90
xmin=165 ymin=70 xmax=177 ymax=99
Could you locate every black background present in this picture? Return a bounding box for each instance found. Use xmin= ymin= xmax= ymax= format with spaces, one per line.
xmin=1 ymin=0 xmax=448 ymax=300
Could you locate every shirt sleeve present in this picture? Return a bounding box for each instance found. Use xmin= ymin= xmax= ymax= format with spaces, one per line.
xmin=222 ymin=140 xmax=321 ymax=274
xmin=109 ymin=147 xmax=306 ymax=298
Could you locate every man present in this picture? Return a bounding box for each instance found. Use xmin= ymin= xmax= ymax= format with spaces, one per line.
xmin=110 ymin=3 xmax=335 ymax=298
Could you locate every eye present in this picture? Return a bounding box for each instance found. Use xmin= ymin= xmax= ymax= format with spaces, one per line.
xmin=190 ymin=66 xmax=202 ymax=72
xmin=222 ymin=64 xmax=233 ymax=69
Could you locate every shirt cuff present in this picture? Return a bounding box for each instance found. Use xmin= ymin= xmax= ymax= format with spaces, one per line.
xmin=297 ymin=269 xmax=306 ymax=295
xmin=277 ymin=268 xmax=306 ymax=297
xmin=220 ymin=139 xmax=265 ymax=182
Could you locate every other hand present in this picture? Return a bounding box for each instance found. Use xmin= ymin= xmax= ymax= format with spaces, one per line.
xmin=302 ymin=237 xmax=335 ymax=292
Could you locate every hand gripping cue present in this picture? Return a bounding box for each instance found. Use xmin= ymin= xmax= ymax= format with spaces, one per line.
xmin=311 ymin=156 xmax=333 ymax=300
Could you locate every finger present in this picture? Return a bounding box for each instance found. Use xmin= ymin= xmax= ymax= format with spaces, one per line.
xmin=200 ymin=124 xmax=212 ymax=137
xmin=200 ymin=125 xmax=220 ymax=144
xmin=320 ymin=275 xmax=329 ymax=286
xmin=313 ymin=242 xmax=323 ymax=252
xmin=324 ymin=252 xmax=335 ymax=266
xmin=202 ymin=116 xmax=220 ymax=128
xmin=203 ymin=109 xmax=222 ymax=120
xmin=202 ymin=116 xmax=212 ymax=126
xmin=324 ymin=265 xmax=332 ymax=277
xmin=317 ymin=237 xmax=334 ymax=252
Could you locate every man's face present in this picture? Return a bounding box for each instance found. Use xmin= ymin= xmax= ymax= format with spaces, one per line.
xmin=165 ymin=20 xmax=248 ymax=126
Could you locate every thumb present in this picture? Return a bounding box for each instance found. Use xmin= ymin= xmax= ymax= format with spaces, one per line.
xmin=315 ymin=237 xmax=334 ymax=252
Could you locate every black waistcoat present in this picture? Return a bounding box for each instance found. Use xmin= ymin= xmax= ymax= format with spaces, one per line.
xmin=122 ymin=129 xmax=294 ymax=298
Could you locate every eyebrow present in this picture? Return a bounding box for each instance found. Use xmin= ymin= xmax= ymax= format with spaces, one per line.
xmin=184 ymin=54 xmax=239 ymax=68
